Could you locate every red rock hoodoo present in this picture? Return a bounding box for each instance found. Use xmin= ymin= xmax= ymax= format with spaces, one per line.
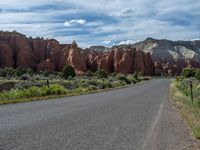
xmin=0 ymin=31 xmax=155 ymax=75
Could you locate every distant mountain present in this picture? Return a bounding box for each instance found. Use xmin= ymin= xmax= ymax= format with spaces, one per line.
xmin=88 ymin=46 xmax=109 ymax=51
xmin=116 ymin=38 xmax=200 ymax=68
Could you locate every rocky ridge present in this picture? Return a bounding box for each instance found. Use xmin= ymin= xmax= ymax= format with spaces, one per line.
xmin=117 ymin=38 xmax=200 ymax=75
xmin=0 ymin=31 xmax=154 ymax=75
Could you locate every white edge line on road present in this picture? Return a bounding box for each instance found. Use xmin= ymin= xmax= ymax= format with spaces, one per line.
xmin=141 ymin=95 xmax=168 ymax=149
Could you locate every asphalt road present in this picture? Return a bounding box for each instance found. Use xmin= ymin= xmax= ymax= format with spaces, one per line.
xmin=0 ymin=79 xmax=195 ymax=150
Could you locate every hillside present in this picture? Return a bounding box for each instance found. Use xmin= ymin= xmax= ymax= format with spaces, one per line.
xmin=116 ymin=38 xmax=200 ymax=75
xmin=133 ymin=38 xmax=200 ymax=66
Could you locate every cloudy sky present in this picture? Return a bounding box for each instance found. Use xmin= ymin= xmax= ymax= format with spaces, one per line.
xmin=0 ymin=0 xmax=200 ymax=47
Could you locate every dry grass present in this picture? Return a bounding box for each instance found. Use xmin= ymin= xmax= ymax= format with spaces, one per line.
xmin=170 ymin=80 xmax=200 ymax=139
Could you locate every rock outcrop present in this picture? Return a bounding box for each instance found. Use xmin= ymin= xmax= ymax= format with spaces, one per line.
xmin=0 ymin=31 xmax=70 ymax=72
xmin=0 ymin=42 xmax=14 ymax=67
xmin=37 ymin=59 xmax=55 ymax=72
xmin=119 ymin=37 xmax=200 ymax=75
xmin=84 ymin=47 xmax=154 ymax=75
xmin=67 ymin=41 xmax=87 ymax=75
xmin=0 ymin=31 xmax=155 ymax=75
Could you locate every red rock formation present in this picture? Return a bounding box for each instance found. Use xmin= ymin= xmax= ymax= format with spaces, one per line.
xmin=144 ymin=53 xmax=155 ymax=75
xmin=67 ymin=41 xmax=87 ymax=75
xmin=133 ymin=49 xmax=147 ymax=74
xmin=37 ymin=59 xmax=55 ymax=72
xmin=154 ymin=61 xmax=182 ymax=76
xmin=32 ymin=38 xmax=48 ymax=62
xmin=83 ymin=47 xmax=154 ymax=75
xmin=114 ymin=48 xmax=133 ymax=74
xmin=85 ymin=51 xmax=99 ymax=71
xmin=0 ymin=31 xmax=155 ymax=76
xmin=96 ymin=51 xmax=114 ymax=73
xmin=0 ymin=42 xmax=14 ymax=67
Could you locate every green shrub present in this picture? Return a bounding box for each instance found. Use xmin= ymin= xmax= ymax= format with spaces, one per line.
xmin=116 ymin=74 xmax=131 ymax=84
xmin=88 ymin=80 xmax=99 ymax=86
xmin=87 ymin=85 xmax=98 ymax=91
xmin=62 ymin=65 xmax=76 ymax=79
xmin=73 ymin=87 xmax=87 ymax=93
xmin=138 ymin=71 xmax=144 ymax=77
xmin=131 ymin=78 xmax=137 ymax=84
xmin=195 ymin=69 xmax=200 ymax=80
xmin=114 ymin=80 xmax=126 ymax=87
xmin=21 ymin=74 xmax=31 ymax=80
xmin=0 ymin=85 xmax=66 ymax=101
xmin=181 ymin=68 xmax=195 ymax=78
xmin=0 ymin=67 xmax=36 ymax=77
xmin=111 ymin=72 xmax=117 ymax=77
xmin=176 ymin=80 xmax=190 ymax=96
xmin=133 ymin=72 xmax=138 ymax=80
xmin=102 ymin=82 xmax=113 ymax=89
xmin=197 ymin=98 xmax=200 ymax=108
xmin=95 ymin=69 xmax=108 ymax=78
xmin=16 ymin=67 xmax=26 ymax=76
xmin=176 ymin=76 xmax=184 ymax=82
xmin=84 ymin=71 xmax=94 ymax=77
xmin=79 ymin=82 xmax=92 ymax=88
xmin=43 ymin=71 xmax=50 ymax=77
xmin=0 ymin=67 xmax=15 ymax=77
xmin=45 ymin=85 xmax=66 ymax=95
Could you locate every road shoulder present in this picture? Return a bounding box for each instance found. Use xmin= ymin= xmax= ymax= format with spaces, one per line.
xmin=143 ymin=95 xmax=197 ymax=150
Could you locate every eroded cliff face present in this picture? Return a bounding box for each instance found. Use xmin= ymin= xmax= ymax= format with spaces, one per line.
xmin=0 ymin=31 xmax=155 ymax=75
xmin=67 ymin=41 xmax=87 ymax=75
xmin=83 ymin=47 xmax=155 ymax=75
xmin=0 ymin=31 xmax=69 ymax=72
xmin=122 ymin=37 xmax=200 ymax=76
xmin=0 ymin=42 xmax=14 ymax=67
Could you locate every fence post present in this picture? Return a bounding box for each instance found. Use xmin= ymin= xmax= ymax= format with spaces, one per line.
xmin=189 ymin=81 xmax=193 ymax=104
xmin=47 ymin=79 xmax=50 ymax=88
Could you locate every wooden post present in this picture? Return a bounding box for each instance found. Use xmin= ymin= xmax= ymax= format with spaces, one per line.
xmin=47 ymin=79 xmax=50 ymax=88
xmin=189 ymin=81 xmax=193 ymax=104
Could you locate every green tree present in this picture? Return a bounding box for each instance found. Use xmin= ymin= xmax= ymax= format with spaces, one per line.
xmin=181 ymin=68 xmax=195 ymax=78
xmin=95 ymin=69 xmax=108 ymax=78
xmin=0 ymin=67 xmax=15 ymax=77
xmin=84 ymin=71 xmax=94 ymax=77
xmin=195 ymin=69 xmax=200 ymax=80
xmin=62 ymin=65 xmax=76 ymax=79
xmin=0 ymin=69 xmax=7 ymax=77
xmin=16 ymin=67 xmax=26 ymax=76
xmin=43 ymin=71 xmax=50 ymax=77
xmin=133 ymin=72 xmax=138 ymax=80
xmin=116 ymin=74 xmax=131 ymax=84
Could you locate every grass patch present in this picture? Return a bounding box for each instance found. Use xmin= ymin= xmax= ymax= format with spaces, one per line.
xmin=170 ymin=80 xmax=200 ymax=139
xmin=0 ymin=73 xmax=151 ymax=105
xmin=0 ymin=85 xmax=67 ymax=104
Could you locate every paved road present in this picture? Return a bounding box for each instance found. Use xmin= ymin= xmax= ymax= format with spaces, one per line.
xmin=0 ymin=79 xmax=195 ymax=150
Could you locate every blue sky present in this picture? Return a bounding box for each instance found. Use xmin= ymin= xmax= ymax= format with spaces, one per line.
xmin=0 ymin=0 xmax=200 ymax=47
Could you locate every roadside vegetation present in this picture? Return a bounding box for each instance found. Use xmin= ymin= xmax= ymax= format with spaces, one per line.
xmin=0 ymin=67 xmax=151 ymax=104
xmin=171 ymin=68 xmax=200 ymax=139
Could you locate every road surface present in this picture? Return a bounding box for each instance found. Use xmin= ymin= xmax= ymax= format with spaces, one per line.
xmin=0 ymin=79 xmax=195 ymax=150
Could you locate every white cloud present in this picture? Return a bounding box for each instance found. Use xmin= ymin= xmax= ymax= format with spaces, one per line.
xmin=64 ymin=19 xmax=86 ymax=27
xmin=64 ymin=21 xmax=71 ymax=27
xmin=70 ymin=19 xmax=86 ymax=24
xmin=1 ymin=0 xmax=200 ymax=47
xmin=117 ymin=40 xmax=139 ymax=45
xmin=34 ymin=24 xmax=41 ymax=28
xmin=190 ymin=38 xmax=200 ymax=41
xmin=117 ymin=8 xmax=135 ymax=17
xmin=102 ymin=40 xmax=111 ymax=45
